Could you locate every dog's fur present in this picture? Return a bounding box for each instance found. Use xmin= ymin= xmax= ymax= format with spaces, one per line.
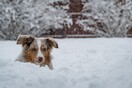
xmin=16 ymin=35 xmax=58 ymax=70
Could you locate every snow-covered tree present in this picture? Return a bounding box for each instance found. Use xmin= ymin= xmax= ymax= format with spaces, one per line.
xmin=78 ymin=0 xmax=132 ymax=37
xmin=0 ymin=0 xmax=70 ymax=40
xmin=1 ymin=0 xmax=131 ymax=39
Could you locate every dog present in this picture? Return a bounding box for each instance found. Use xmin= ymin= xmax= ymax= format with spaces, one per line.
xmin=16 ymin=35 xmax=58 ymax=70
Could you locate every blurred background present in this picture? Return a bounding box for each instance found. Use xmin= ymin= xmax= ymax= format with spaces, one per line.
xmin=0 ymin=0 xmax=131 ymax=40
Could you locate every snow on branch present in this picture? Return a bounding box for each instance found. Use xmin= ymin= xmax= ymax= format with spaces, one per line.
xmin=0 ymin=0 xmax=70 ymax=40
xmin=77 ymin=0 xmax=132 ymax=37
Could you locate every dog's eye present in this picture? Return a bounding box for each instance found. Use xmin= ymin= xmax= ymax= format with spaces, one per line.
xmin=41 ymin=48 xmax=46 ymax=51
xmin=31 ymin=48 xmax=37 ymax=52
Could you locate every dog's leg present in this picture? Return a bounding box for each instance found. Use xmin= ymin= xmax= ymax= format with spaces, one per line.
xmin=47 ymin=61 xmax=53 ymax=70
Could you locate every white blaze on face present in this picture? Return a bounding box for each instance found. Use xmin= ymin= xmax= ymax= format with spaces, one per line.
xmin=37 ymin=39 xmax=45 ymax=63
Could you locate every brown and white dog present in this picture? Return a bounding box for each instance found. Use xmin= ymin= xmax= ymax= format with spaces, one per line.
xmin=16 ymin=35 xmax=58 ymax=70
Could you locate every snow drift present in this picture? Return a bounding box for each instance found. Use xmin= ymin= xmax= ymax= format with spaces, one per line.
xmin=0 ymin=38 xmax=132 ymax=88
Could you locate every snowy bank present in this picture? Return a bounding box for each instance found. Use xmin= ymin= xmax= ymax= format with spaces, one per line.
xmin=0 ymin=38 xmax=132 ymax=88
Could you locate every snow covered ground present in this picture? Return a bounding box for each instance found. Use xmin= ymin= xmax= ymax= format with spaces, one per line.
xmin=0 ymin=38 xmax=132 ymax=88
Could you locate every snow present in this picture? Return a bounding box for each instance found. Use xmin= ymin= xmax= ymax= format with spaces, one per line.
xmin=0 ymin=38 xmax=132 ymax=88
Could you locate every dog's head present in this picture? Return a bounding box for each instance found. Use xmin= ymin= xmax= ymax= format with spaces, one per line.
xmin=17 ymin=35 xmax=58 ymax=64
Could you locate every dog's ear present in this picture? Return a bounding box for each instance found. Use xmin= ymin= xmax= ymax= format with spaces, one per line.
xmin=17 ymin=35 xmax=35 ymax=47
xmin=45 ymin=37 xmax=58 ymax=49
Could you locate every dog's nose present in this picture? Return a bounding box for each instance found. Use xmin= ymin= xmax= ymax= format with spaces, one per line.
xmin=38 ymin=57 xmax=43 ymax=62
